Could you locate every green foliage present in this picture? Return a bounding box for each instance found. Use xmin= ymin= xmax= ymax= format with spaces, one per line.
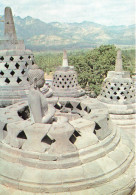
xmin=69 ymin=45 xmax=117 ymax=95
xmin=34 ymin=45 xmax=135 ymax=95
xmin=34 ymin=52 xmax=62 ymax=73
xmin=122 ymin=49 xmax=135 ymax=74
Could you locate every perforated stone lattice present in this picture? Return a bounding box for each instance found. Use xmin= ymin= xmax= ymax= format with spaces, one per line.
xmin=0 ymin=54 xmax=34 ymax=86
xmin=99 ymin=80 xmax=135 ymax=103
xmin=0 ymin=51 xmax=35 ymax=106
xmin=52 ymin=71 xmax=78 ymax=89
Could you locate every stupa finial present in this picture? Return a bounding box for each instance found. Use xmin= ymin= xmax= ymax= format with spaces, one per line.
xmin=115 ymin=49 xmax=123 ymax=72
xmin=62 ymin=50 xmax=68 ymax=67
xmin=4 ymin=7 xmax=17 ymax=41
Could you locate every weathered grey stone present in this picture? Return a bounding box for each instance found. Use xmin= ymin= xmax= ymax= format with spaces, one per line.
xmin=0 ymin=7 xmax=35 ymax=107
xmin=27 ymin=65 xmax=55 ymax=123
xmin=49 ymin=117 xmax=77 ymax=154
xmin=98 ymin=50 xmax=135 ymax=106
xmin=52 ymin=50 xmax=85 ymax=97
xmin=22 ymin=123 xmax=51 ymax=152
xmin=70 ymin=118 xmax=98 ymax=149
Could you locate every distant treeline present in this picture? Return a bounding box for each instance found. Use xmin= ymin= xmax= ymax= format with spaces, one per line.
xmin=34 ymin=45 xmax=135 ymax=95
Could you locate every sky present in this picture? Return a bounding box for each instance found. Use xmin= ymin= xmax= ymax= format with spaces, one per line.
xmin=0 ymin=0 xmax=135 ymax=26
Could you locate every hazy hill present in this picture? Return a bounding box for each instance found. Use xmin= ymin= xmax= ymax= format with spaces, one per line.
xmin=0 ymin=15 xmax=135 ymax=51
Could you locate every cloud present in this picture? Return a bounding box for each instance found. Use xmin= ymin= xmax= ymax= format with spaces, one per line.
xmin=0 ymin=0 xmax=135 ymax=25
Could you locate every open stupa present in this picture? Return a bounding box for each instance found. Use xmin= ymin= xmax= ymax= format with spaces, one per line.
xmin=0 ymin=7 xmax=135 ymax=195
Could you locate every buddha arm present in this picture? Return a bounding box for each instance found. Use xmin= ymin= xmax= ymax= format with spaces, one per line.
xmin=42 ymin=104 xmax=55 ymax=124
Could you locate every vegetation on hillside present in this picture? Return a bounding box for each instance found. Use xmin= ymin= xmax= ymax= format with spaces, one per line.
xmin=34 ymin=45 xmax=135 ymax=95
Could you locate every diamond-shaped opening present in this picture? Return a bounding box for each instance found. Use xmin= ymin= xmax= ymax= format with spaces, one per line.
xmin=62 ymin=85 xmax=64 ymax=88
xmin=17 ymin=131 xmax=27 ymax=139
xmin=0 ymin=71 xmax=4 ymax=75
xmin=120 ymin=92 xmax=124 ymax=95
xmin=108 ymin=91 xmax=110 ymax=94
xmin=117 ymin=87 xmax=120 ymax=91
xmin=28 ymin=55 xmax=31 ymax=59
xmin=67 ymin=85 xmax=70 ymax=88
xmin=25 ymin=62 xmax=29 ymax=67
xmin=10 ymin=56 xmax=14 ymax=61
xmin=5 ymin=78 xmax=10 ymax=83
xmin=21 ymin=69 xmax=25 ymax=74
xmin=18 ymin=106 xmax=30 ymax=120
xmin=32 ymin=61 xmax=34 ymax=65
xmin=69 ymin=130 xmax=81 ymax=144
xmin=121 ymin=83 xmax=123 ymax=86
xmin=93 ymin=123 xmax=101 ymax=135
xmin=15 ymin=63 xmax=20 ymax=69
xmin=76 ymin=103 xmax=82 ymax=110
xmin=17 ymin=77 xmax=22 ymax=83
xmin=84 ymin=106 xmax=91 ymax=113
xmin=104 ymin=95 xmax=107 ymax=98
xmin=130 ymin=95 xmax=133 ymax=98
xmin=3 ymin=124 xmax=7 ymax=131
xmin=110 ymin=96 xmax=113 ymax=99
xmin=114 ymin=92 xmax=117 ymax=95
xmin=124 ymin=87 xmax=126 ymax=90
xmin=124 ymin=96 xmax=127 ymax=99
xmin=111 ymin=87 xmax=113 ymax=90
xmin=10 ymin=70 xmax=15 ymax=76
xmin=54 ymin=103 xmax=62 ymax=110
xmin=20 ymin=56 xmax=23 ymax=60
xmin=65 ymin=102 xmax=73 ymax=109
xmin=114 ymin=84 xmax=117 ymax=86
xmin=41 ymin=135 xmax=55 ymax=145
xmin=0 ymin=56 xmax=4 ymax=61
xmin=117 ymin=96 xmax=120 ymax=100
xmin=5 ymin=63 xmax=9 ymax=69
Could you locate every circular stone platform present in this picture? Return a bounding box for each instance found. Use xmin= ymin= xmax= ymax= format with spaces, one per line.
xmin=0 ymin=98 xmax=135 ymax=194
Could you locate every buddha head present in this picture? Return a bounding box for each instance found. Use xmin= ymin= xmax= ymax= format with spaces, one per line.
xmin=27 ymin=64 xmax=45 ymax=89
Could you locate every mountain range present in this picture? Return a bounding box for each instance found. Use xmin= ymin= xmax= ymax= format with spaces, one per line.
xmin=0 ymin=16 xmax=135 ymax=51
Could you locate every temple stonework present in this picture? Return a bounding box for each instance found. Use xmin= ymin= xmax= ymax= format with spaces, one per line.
xmin=0 ymin=7 xmax=34 ymax=107
xmin=0 ymin=7 xmax=135 ymax=195
xmin=52 ymin=50 xmax=85 ymax=97
xmin=98 ymin=50 xmax=135 ymax=105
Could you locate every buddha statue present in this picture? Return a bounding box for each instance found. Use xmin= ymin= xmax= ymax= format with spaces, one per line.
xmin=27 ymin=64 xmax=55 ymax=123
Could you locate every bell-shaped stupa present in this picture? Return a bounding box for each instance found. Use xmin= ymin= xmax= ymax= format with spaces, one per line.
xmin=98 ymin=50 xmax=135 ymax=107
xmin=0 ymin=7 xmax=34 ymax=107
xmin=52 ymin=50 xmax=85 ymax=97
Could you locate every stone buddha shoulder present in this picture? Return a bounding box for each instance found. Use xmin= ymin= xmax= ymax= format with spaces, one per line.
xmin=27 ymin=64 xmax=55 ymax=123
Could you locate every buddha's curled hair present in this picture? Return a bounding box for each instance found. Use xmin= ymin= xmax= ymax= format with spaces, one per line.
xmin=27 ymin=64 xmax=44 ymax=85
